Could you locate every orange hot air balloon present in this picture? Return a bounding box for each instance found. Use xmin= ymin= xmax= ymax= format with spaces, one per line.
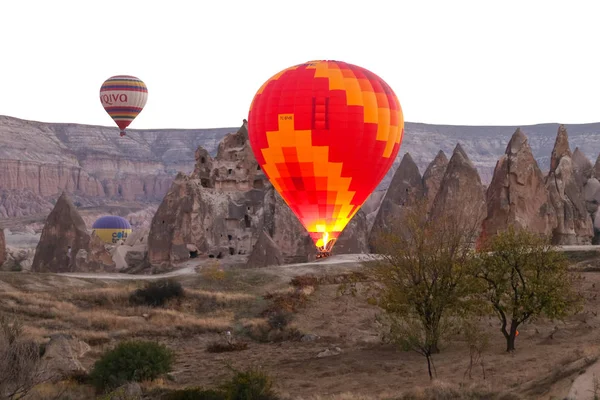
xmin=99 ymin=75 xmax=148 ymax=136
xmin=247 ymin=60 xmax=404 ymax=256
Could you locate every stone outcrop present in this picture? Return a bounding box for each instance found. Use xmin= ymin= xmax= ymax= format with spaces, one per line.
xmin=31 ymin=192 xmax=115 ymax=272
xmin=147 ymin=120 xmax=326 ymax=268
xmin=361 ymin=190 xmax=386 ymax=231
xmin=481 ymin=129 xmax=556 ymax=240
xmin=41 ymin=334 xmax=91 ymax=381
xmin=148 ymin=122 xmax=271 ymax=268
xmin=1 ymin=247 xmax=34 ymax=271
xmin=573 ymin=147 xmax=594 ymax=183
xmin=369 ymin=153 xmax=424 ymax=247
xmin=246 ymin=230 xmax=283 ymax=268
xmin=259 ymin=187 xmax=316 ymax=263
xmin=430 ymin=144 xmax=487 ymax=236
xmin=332 ymin=209 xmax=370 ymax=255
xmin=0 ymin=228 xmax=5 ymax=267
xmin=544 ymin=125 xmax=593 ymax=245
xmin=422 ymin=150 xmax=449 ymax=210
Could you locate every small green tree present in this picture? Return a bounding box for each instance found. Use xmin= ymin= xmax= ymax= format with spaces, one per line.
xmin=367 ymin=197 xmax=484 ymax=379
xmin=474 ymin=226 xmax=583 ymax=352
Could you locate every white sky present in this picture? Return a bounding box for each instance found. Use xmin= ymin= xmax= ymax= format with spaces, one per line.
xmin=1 ymin=0 xmax=599 ymax=130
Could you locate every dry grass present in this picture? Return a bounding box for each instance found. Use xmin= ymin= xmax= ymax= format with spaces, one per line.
xmin=296 ymin=381 xmax=522 ymax=400
xmin=0 ymin=278 xmax=265 ymax=344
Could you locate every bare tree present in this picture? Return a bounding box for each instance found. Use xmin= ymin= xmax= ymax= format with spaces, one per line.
xmin=0 ymin=314 xmax=49 ymax=400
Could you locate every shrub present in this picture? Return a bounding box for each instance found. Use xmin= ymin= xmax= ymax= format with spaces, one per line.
xmin=163 ymin=387 xmax=226 ymax=400
xmin=206 ymin=341 xmax=249 ymax=353
xmin=267 ymin=310 xmax=293 ymax=331
xmin=290 ymin=274 xmax=319 ymax=289
xmin=220 ymin=367 xmax=279 ymax=400
xmin=90 ymin=340 xmax=175 ymax=392
xmin=129 ymin=279 xmax=184 ymax=307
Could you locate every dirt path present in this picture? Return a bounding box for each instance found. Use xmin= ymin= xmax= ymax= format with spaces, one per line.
xmin=54 ymin=246 xmax=600 ymax=281
xmin=56 ymin=254 xmax=372 ymax=281
xmin=566 ymin=360 xmax=600 ymax=399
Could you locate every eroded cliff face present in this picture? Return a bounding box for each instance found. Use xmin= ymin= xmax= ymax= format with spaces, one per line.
xmin=5 ymin=115 xmax=600 ymax=219
xmin=0 ymin=115 xmax=236 ymax=216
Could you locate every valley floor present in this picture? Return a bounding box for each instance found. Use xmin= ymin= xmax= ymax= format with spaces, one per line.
xmin=2 ymin=253 xmax=600 ymax=399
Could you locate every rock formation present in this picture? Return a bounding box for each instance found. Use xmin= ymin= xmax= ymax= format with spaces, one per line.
xmin=246 ymin=230 xmax=283 ymax=268
xmin=369 ymin=153 xmax=424 ymax=248
xmin=429 ymin=144 xmax=487 ymax=237
xmin=332 ymin=209 xmax=370 ymax=255
xmin=544 ymin=125 xmax=593 ymax=245
xmin=1 ymin=247 xmax=35 ymax=271
xmin=572 ymin=147 xmax=594 ymax=183
xmin=422 ymin=150 xmax=449 ymax=210
xmin=594 ymin=154 xmax=600 ymax=180
xmin=148 ymin=122 xmax=284 ymax=268
xmin=0 ymin=228 xmax=5 ymax=267
xmin=571 ymin=148 xmax=600 ymax=243
xmin=481 ymin=128 xmax=556 ymax=240
xmin=31 ymin=192 xmax=115 ymax=272
xmin=260 ymin=187 xmax=317 ymax=263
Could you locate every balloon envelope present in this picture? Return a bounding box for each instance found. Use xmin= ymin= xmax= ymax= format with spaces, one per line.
xmin=92 ymin=215 xmax=132 ymax=244
xmin=247 ymin=60 xmax=404 ymax=253
xmin=99 ymin=75 xmax=148 ymax=136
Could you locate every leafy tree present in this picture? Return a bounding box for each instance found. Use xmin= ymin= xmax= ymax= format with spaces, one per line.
xmin=474 ymin=226 xmax=583 ymax=352
xmin=367 ymin=197 xmax=484 ymax=379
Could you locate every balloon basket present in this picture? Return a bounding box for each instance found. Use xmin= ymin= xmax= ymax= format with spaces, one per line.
xmin=316 ymin=238 xmax=336 ymax=260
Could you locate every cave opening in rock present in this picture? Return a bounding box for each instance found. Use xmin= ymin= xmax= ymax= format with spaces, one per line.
xmin=244 ymin=214 xmax=251 ymax=228
xmin=216 ymin=252 xmax=223 ymax=259
xmin=208 ymin=254 xmax=215 ymax=258
xmin=189 ymin=250 xmax=198 ymax=258
xmin=228 ymin=169 xmax=233 ymax=175
xmin=201 ymin=178 xmax=210 ymax=188
xmin=229 ymin=247 xmax=235 ymax=255
xmin=227 ymin=234 xmax=232 ymax=241
xmin=201 ymin=157 xmax=206 ymax=164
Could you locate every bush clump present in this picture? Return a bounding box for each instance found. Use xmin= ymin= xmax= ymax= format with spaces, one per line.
xmin=129 ymin=279 xmax=184 ymax=307
xmin=90 ymin=340 xmax=175 ymax=392
xmin=206 ymin=341 xmax=249 ymax=353
xmin=219 ymin=367 xmax=279 ymax=400
xmin=163 ymin=387 xmax=226 ymax=400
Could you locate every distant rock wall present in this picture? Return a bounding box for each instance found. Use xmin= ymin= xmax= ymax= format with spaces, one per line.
xmin=5 ymin=115 xmax=600 ymax=219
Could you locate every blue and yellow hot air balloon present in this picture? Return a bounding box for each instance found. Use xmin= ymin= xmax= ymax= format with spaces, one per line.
xmin=92 ymin=216 xmax=132 ymax=244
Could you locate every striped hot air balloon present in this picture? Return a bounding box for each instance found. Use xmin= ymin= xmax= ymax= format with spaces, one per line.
xmin=99 ymin=75 xmax=148 ymax=136
xmin=247 ymin=60 xmax=404 ymax=257
xmin=92 ymin=216 xmax=132 ymax=244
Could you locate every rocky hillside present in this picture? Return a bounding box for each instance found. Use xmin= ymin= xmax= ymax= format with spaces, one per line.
xmin=0 ymin=115 xmax=233 ymax=217
xmin=2 ymin=114 xmax=600 ymax=218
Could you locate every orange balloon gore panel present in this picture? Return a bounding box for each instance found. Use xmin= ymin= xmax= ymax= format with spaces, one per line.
xmin=247 ymin=60 xmax=404 ymax=250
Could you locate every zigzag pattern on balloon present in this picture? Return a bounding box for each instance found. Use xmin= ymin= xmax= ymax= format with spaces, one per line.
xmin=248 ymin=60 xmax=404 ymax=251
